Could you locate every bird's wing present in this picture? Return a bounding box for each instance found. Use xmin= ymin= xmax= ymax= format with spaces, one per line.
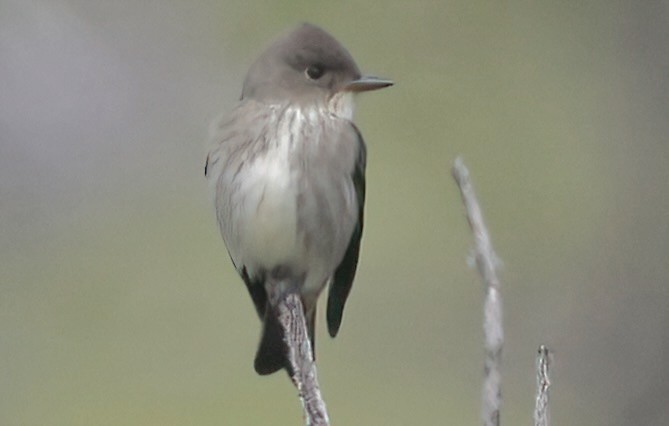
xmin=206 ymin=101 xmax=273 ymax=320
xmin=240 ymin=266 xmax=267 ymax=319
xmin=326 ymin=124 xmax=366 ymax=338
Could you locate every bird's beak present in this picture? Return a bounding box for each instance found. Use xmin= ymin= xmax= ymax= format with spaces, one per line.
xmin=343 ymin=76 xmax=393 ymax=93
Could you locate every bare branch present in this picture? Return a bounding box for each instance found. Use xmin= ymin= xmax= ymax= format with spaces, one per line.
xmin=534 ymin=345 xmax=552 ymax=426
xmin=273 ymin=290 xmax=330 ymax=426
xmin=452 ymin=157 xmax=503 ymax=426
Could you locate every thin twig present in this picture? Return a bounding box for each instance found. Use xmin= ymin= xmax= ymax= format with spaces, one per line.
xmin=274 ymin=291 xmax=330 ymax=426
xmin=534 ymin=345 xmax=552 ymax=426
xmin=452 ymin=157 xmax=503 ymax=426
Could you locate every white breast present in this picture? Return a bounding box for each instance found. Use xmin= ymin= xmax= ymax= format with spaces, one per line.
xmin=211 ymin=101 xmax=358 ymax=287
xmin=237 ymin=140 xmax=299 ymax=268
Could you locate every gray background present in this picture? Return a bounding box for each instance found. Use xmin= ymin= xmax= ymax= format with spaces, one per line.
xmin=2 ymin=1 xmax=668 ymax=424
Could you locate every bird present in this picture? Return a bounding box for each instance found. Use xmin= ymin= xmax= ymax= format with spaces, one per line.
xmin=205 ymin=23 xmax=392 ymax=375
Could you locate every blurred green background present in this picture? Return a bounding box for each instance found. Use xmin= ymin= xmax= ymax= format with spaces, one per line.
xmin=2 ymin=1 xmax=668 ymax=425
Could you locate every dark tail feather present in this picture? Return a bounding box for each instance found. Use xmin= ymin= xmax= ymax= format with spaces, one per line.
xmin=305 ymin=303 xmax=316 ymax=360
xmin=254 ymin=303 xmax=290 ymax=375
xmin=253 ymin=299 xmax=318 ymax=375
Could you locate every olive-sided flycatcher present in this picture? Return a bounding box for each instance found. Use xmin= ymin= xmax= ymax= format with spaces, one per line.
xmin=205 ymin=23 xmax=392 ymax=375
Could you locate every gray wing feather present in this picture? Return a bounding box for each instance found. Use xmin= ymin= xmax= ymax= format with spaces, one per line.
xmin=326 ymin=125 xmax=366 ymax=337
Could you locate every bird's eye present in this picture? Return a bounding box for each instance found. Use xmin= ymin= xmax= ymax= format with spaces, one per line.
xmin=305 ymin=64 xmax=325 ymax=80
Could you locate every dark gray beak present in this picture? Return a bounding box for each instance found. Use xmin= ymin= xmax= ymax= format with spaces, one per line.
xmin=344 ymin=76 xmax=393 ymax=92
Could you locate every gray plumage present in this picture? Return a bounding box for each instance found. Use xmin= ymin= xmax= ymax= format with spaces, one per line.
xmin=206 ymin=23 xmax=391 ymax=375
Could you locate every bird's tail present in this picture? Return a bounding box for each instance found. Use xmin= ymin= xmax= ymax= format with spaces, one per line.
xmin=254 ymin=297 xmax=316 ymax=376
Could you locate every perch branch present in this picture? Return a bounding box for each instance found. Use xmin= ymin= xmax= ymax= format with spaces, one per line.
xmin=452 ymin=157 xmax=503 ymax=426
xmin=272 ymin=290 xmax=330 ymax=426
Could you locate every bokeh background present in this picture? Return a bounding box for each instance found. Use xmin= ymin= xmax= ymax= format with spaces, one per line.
xmin=2 ymin=1 xmax=668 ymax=425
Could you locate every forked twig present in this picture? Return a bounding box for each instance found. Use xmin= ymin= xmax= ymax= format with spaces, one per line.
xmin=452 ymin=157 xmax=503 ymax=426
xmin=534 ymin=345 xmax=552 ymax=426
